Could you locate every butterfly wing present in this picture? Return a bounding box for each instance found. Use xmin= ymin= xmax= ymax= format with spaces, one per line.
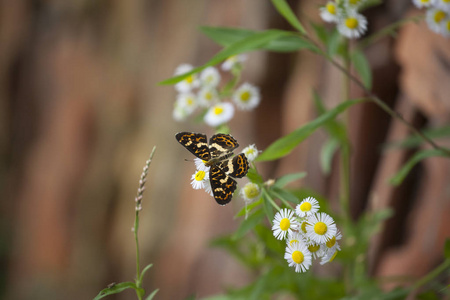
xmin=176 ymin=132 xmax=211 ymax=161
xmin=209 ymin=165 xmax=237 ymax=205
xmin=209 ymin=133 xmax=239 ymax=158
xmin=217 ymin=153 xmax=249 ymax=178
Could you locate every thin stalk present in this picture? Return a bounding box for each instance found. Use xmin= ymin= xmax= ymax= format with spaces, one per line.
xmin=263 ymin=188 xmax=281 ymax=211
xmin=299 ymin=33 xmax=450 ymax=156
xmin=134 ymin=214 xmax=143 ymax=300
xmin=410 ymin=259 xmax=450 ymax=295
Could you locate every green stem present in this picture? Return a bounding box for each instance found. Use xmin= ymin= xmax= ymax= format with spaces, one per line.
xmin=134 ymin=213 xmax=143 ymax=300
xmin=263 ymin=188 xmax=281 ymax=211
xmin=410 ymin=259 xmax=450 ymax=295
xmin=300 ymin=34 xmax=450 ymax=157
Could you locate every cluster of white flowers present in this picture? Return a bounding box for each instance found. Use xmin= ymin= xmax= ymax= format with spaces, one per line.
xmin=271 ymin=197 xmax=342 ymax=273
xmin=172 ymin=55 xmax=261 ymax=127
xmin=413 ymin=0 xmax=450 ymax=37
xmin=190 ymin=144 xmax=260 ymax=195
xmin=320 ymin=0 xmax=368 ymax=39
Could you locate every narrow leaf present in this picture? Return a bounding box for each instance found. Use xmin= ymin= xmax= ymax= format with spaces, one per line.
xmin=200 ymin=26 xmax=317 ymax=52
xmin=271 ymin=0 xmax=306 ymax=34
xmin=273 ymin=172 xmax=307 ymax=188
xmin=270 ymin=187 xmax=299 ymax=204
xmin=445 ymin=239 xmax=450 ymax=259
xmin=145 ymin=289 xmax=159 ymax=300
xmin=320 ymin=138 xmax=340 ymax=175
xmin=246 ymin=167 xmax=264 ymax=184
xmin=160 ymin=30 xmax=292 ymax=85
xmin=389 ymin=149 xmax=449 ymax=186
xmin=351 ymin=48 xmax=372 ymax=89
xmin=140 ymin=263 xmax=153 ymax=281
xmin=235 ymin=197 xmax=262 ymax=218
xmin=232 ymin=209 xmax=264 ymax=240
xmin=384 ymin=125 xmax=450 ymax=149
xmin=257 ymin=99 xmax=364 ymax=161
xmin=93 ymin=282 xmax=137 ymax=300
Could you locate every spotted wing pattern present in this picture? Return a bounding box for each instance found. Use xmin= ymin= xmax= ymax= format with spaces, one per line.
xmin=175 ymin=132 xmax=211 ymax=161
xmin=176 ymin=131 xmax=249 ymax=205
xmin=209 ymin=165 xmax=237 ymax=205
xmin=217 ymin=153 xmax=249 ymax=178
xmin=209 ymin=133 xmax=239 ymax=158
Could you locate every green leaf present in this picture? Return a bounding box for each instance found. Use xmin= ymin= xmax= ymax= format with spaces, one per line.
xmin=235 ymin=197 xmax=262 ymax=218
xmin=389 ymin=149 xmax=449 ymax=186
xmin=273 ymin=172 xmax=307 ymax=188
xmin=384 ymin=126 xmax=450 ymax=149
xmin=246 ymin=167 xmax=264 ymax=184
xmin=320 ymin=138 xmax=340 ymax=175
xmin=200 ymin=26 xmax=317 ymax=52
xmin=262 ymin=190 xmax=275 ymax=222
xmin=145 ymin=289 xmax=159 ymax=300
xmin=312 ymin=91 xmax=348 ymax=141
xmin=140 ymin=263 xmax=153 ymax=281
xmin=271 ymin=0 xmax=306 ymax=34
xmin=444 ymin=239 xmax=450 ymax=259
xmin=93 ymin=282 xmax=137 ymax=300
xmin=270 ymin=187 xmax=299 ymax=204
xmin=351 ymin=48 xmax=372 ymax=89
xmin=160 ymin=29 xmax=293 ymax=85
xmin=257 ymin=99 xmax=364 ymax=161
xmin=232 ymin=209 xmax=264 ymax=240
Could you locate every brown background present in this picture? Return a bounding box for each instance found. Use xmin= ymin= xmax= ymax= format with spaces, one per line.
xmin=1 ymin=0 xmax=449 ymax=299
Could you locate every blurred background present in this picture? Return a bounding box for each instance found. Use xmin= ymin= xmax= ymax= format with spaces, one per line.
xmin=1 ymin=0 xmax=449 ymax=299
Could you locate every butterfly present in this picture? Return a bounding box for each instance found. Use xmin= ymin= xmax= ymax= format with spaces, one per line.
xmin=176 ymin=132 xmax=249 ymax=205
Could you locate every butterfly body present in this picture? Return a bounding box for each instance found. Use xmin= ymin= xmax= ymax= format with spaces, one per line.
xmin=176 ymin=132 xmax=249 ymax=205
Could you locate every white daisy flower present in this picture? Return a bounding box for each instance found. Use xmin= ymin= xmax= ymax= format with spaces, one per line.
xmin=305 ymin=212 xmax=337 ymax=244
xmin=320 ymin=248 xmax=339 ymax=265
xmin=435 ymin=0 xmax=450 ymax=10
xmin=194 ymin=158 xmax=210 ymax=172
xmin=204 ymin=102 xmax=235 ymax=127
xmin=426 ymin=8 xmax=448 ymax=33
xmin=172 ymin=104 xmax=188 ymax=122
xmin=174 ymin=64 xmax=200 ymax=93
xmin=191 ymin=169 xmax=209 ymax=190
xmin=221 ymin=54 xmax=247 ymax=71
xmin=239 ymin=182 xmax=261 ymax=203
xmin=337 ymin=10 xmax=368 ymax=39
xmin=307 ymin=242 xmax=323 ymax=259
xmin=321 ymin=229 xmax=342 ymax=256
xmin=272 ymin=209 xmax=299 ymax=240
xmin=242 ymin=144 xmax=260 ymax=163
xmin=200 ymin=67 xmax=221 ymax=87
xmin=286 ymin=231 xmax=306 ymax=246
xmin=440 ymin=19 xmax=450 ymax=37
xmin=175 ymin=92 xmax=197 ymax=115
xmin=412 ymin=0 xmax=435 ymax=8
xmin=284 ymin=241 xmax=312 ymax=273
xmin=295 ymin=197 xmax=320 ymax=217
xmin=232 ymin=82 xmax=261 ymax=111
xmin=299 ymin=219 xmax=309 ymax=235
xmin=198 ymin=87 xmax=219 ymax=107
xmin=320 ymin=1 xmax=339 ymax=23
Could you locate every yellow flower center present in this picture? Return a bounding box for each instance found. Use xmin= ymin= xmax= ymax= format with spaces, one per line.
xmin=446 ymin=21 xmax=450 ymax=31
xmin=308 ymin=244 xmax=320 ymax=253
xmin=187 ymin=98 xmax=194 ymax=106
xmin=300 ymin=202 xmax=312 ymax=212
xmin=244 ymin=185 xmax=260 ymax=199
xmin=279 ymin=218 xmax=291 ymax=231
xmin=443 ymin=0 xmax=450 ymax=3
xmin=326 ymin=236 xmax=336 ymax=248
xmin=245 ymin=148 xmax=255 ymax=156
xmin=186 ymin=75 xmax=194 ymax=84
xmin=434 ymin=11 xmax=446 ymax=23
xmin=214 ymin=106 xmax=224 ymax=115
xmin=326 ymin=3 xmax=336 ymax=14
xmin=289 ymin=239 xmax=299 ymax=246
xmin=345 ymin=17 xmax=359 ymax=29
xmin=314 ymin=221 xmax=327 ymax=235
xmin=301 ymin=221 xmax=308 ymax=233
xmin=205 ymin=92 xmax=212 ymax=101
xmin=420 ymin=0 xmax=429 ymax=2
xmin=292 ymin=250 xmax=304 ymax=264
xmin=195 ymin=171 xmax=206 ymax=181
xmin=240 ymin=91 xmax=251 ymax=102
xmin=206 ymin=75 xmax=214 ymax=83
